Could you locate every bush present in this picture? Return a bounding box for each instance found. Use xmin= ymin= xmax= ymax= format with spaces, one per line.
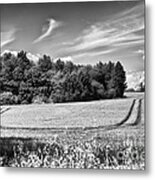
xmin=21 ymin=100 xmax=29 ymax=104
xmin=32 ymin=96 xmax=44 ymax=104
xmin=0 ymin=92 xmax=19 ymax=105
xmin=105 ymin=89 xmax=116 ymax=99
xmin=51 ymin=93 xmax=66 ymax=103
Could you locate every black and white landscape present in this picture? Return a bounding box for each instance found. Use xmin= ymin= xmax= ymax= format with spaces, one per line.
xmin=0 ymin=1 xmax=145 ymax=170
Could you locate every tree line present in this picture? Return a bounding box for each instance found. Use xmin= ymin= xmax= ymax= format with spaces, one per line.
xmin=0 ymin=51 xmax=127 ymax=105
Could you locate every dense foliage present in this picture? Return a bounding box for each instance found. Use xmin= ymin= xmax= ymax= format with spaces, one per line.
xmin=0 ymin=51 xmax=127 ymax=104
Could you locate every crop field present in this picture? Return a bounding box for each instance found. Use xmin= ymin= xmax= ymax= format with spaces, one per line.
xmin=1 ymin=98 xmax=134 ymax=129
xmin=0 ymin=92 xmax=145 ymax=169
xmin=0 ymin=92 xmax=145 ymax=142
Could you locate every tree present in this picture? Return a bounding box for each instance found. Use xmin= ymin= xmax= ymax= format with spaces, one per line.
xmin=55 ymin=59 xmax=65 ymax=71
xmin=113 ymin=61 xmax=127 ymax=97
xmin=38 ymin=55 xmax=52 ymax=72
xmin=63 ymin=61 xmax=75 ymax=74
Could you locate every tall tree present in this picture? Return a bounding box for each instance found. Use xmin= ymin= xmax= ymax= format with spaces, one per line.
xmin=113 ymin=61 xmax=127 ymax=97
xmin=38 ymin=55 xmax=52 ymax=72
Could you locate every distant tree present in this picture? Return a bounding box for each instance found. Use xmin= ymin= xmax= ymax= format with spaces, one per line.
xmin=112 ymin=61 xmax=127 ymax=97
xmin=55 ymin=59 xmax=65 ymax=71
xmin=63 ymin=61 xmax=75 ymax=74
xmin=0 ymin=53 xmax=18 ymax=93
xmin=17 ymin=51 xmax=32 ymax=71
xmin=38 ymin=55 xmax=52 ymax=72
xmin=139 ymin=82 xmax=145 ymax=92
xmin=77 ymin=67 xmax=93 ymax=101
xmin=91 ymin=80 xmax=105 ymax=99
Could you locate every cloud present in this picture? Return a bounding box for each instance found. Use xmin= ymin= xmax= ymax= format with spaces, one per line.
xmin=33 ymin=18 xmax=61 ymax=43
xmin=26 ymin=52 xmax=41 ymax=62
xmin=1 ymin=29 xmax=16 ymax=48
xmin=72 ymin=49 xmax=115 ymax=60
xmin=59 ymin=56 xmax=73 ymax=62
xmin=135 ymin=49 xmax=145 ymax=61
xmin=1 ymin=50 xmax=18 ymax=56
xmin=64 ymin=1 xmax=144 ymax=57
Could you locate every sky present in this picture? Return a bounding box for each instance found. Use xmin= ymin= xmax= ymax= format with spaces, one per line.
xmin=0 ymin=0 xmax=145 ymax=72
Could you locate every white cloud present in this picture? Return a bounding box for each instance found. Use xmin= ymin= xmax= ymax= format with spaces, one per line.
xmin=33 ymin=18 xmax=61 ymax=43
xmin=59 ymin=56 xmax=73 ymax=62
xmin=26 ymin=52 xmax=41 ymax=62
xmin=72 ymin=49 xmax=115 ymax=60
xmin=126 ymin=71 xmax=145 ymax=91
xmin=1 ymin=29 xmax=16 ymax=48
xmin=1 ymin=50 xmax=41 ymax=63
xmin=136 ymin=49 xmax=145 ymax=61
xmin=1 ymin=50 xmax=18 ymax=56
xmin=65 ymin=2 xmax=144 ymax=56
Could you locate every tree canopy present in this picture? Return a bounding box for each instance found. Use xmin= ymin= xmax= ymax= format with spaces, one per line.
xmin=0 ymin=51 xmax=127 ymax=105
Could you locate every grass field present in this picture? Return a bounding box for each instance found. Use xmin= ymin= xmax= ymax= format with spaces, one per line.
xmin=0 ymin=92 xmax=145 ymax=169
xmin=1 ymin=98 xmax=134 ymax=128
xmin=0 ymin=92 xmax=145 ymax=139
xmin=1 ymin=93 xmax=143 ymax=127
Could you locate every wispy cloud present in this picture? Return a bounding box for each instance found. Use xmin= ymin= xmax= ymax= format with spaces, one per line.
xmin=33 ymin=18 xmax=61 ymax=43
xmin=1 ymin=29 xmax=16 ymax=48
xmin=64 ymin=2 xmax=144 ymax=57
xmin=71 ymin=49 xmax=116 ymax=61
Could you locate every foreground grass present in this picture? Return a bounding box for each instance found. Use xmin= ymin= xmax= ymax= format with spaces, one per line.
xmin=0 ymin=134 xmax=145 ymax=170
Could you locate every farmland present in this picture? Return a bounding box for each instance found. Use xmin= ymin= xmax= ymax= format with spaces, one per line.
xmin=1 ymin=98 xmax=134 ymax=129
xmin=0 ymin=92 xmax=145 ymax=144
xmin=0 ymin=92 xmax=145 ymax=169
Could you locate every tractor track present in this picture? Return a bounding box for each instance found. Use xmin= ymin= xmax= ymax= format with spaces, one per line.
xmin=115 ymin=99 xmax=136 ymax=126
xmin=131 ymin=99 xmax=142 ymax=126
xmin=0 ymin=107 xmax=11 ymax=115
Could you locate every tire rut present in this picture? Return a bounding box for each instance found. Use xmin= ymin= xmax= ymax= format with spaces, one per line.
xmin=0 ymin=107 xmax=11 ymax=115
xmin=115 ymin=99 xmax=136 ymax=126
xmin=131 ymin=99 xmax=142 ymax=126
